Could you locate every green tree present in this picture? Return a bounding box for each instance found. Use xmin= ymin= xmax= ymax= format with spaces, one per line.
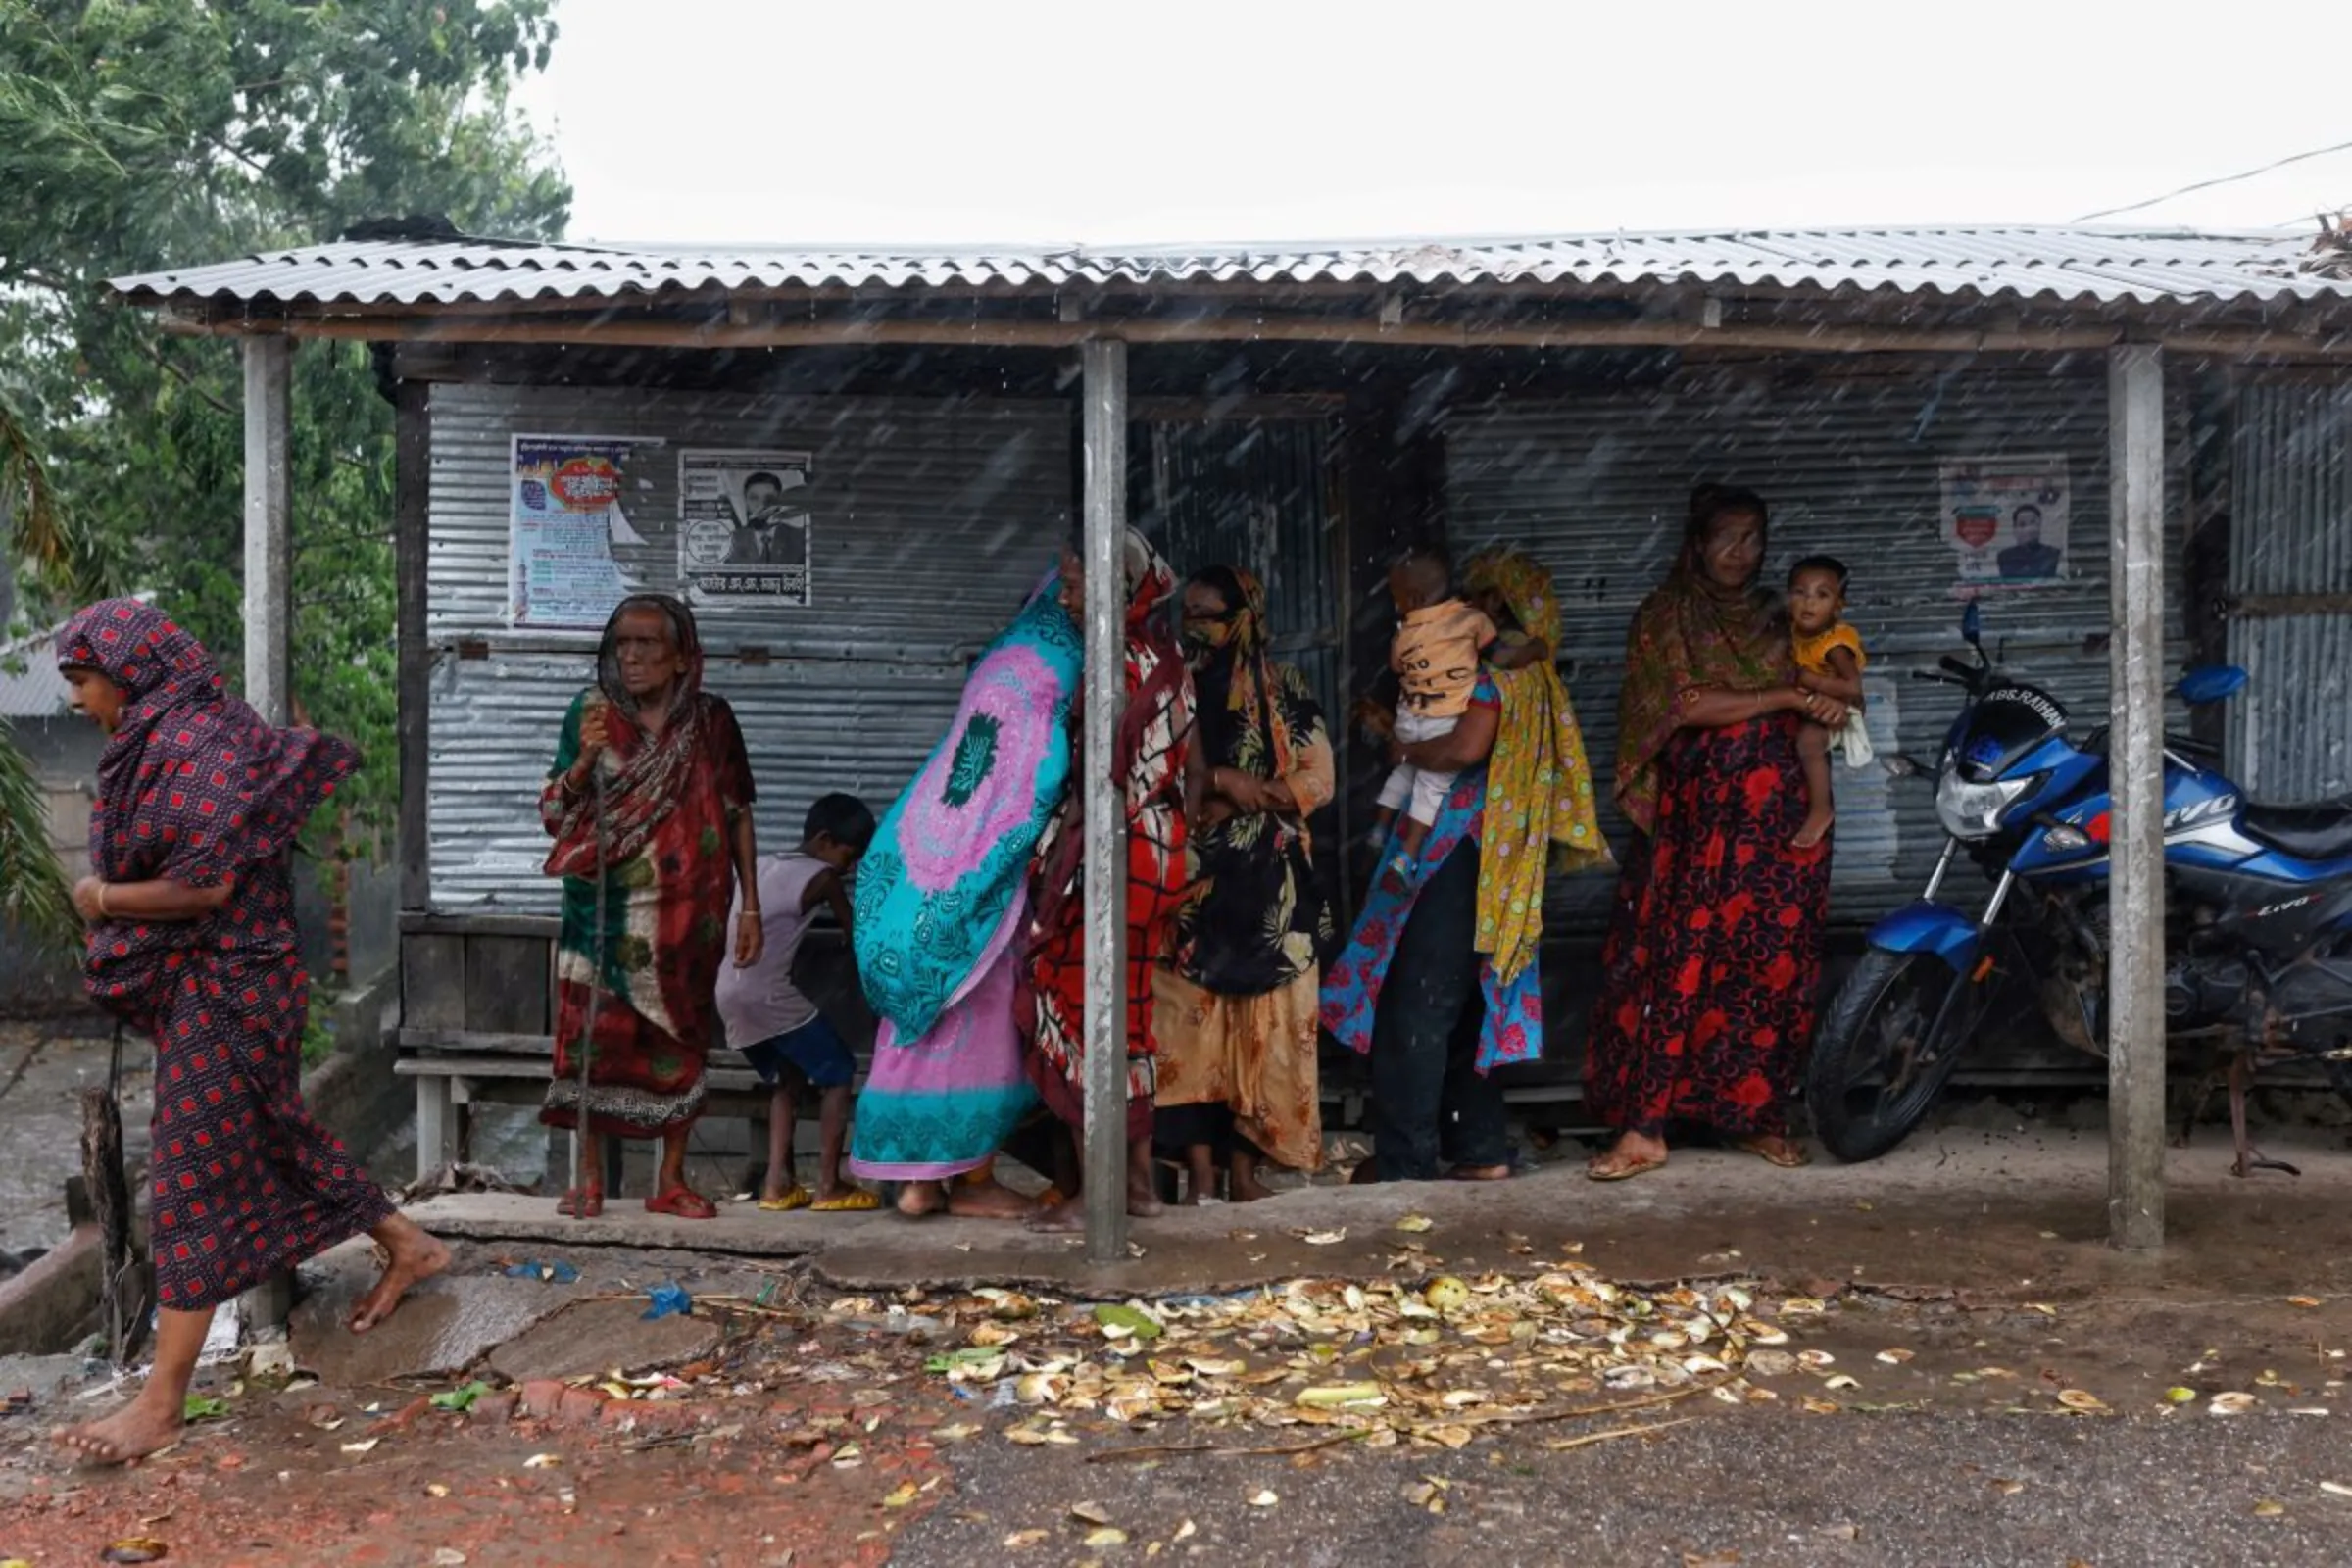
xmin=0 ymin=0 xmax=571 ymax=863
xmin=0 ymin=377 xmax=83 ymax=947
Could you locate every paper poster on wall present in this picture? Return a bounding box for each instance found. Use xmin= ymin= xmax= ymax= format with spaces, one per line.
xmin=678 ymin=448 xmax=814 ymax=606
xmin=510 ymin=435 xmax=656 ymax=628
xmin=1938 ymin=455 xmax=2070 ymax=589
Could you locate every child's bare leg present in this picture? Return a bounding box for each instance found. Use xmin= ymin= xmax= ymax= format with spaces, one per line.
xmin=762 ymin=1084 xmax=799 ymax=1201
xmin=1793 ymin=723 xmax=1836 ymax=849
xmin=1230 ymin=1142 xmax=1275 ymax=1202
xmin=1181 ymin=1143 xmax=1216 ymax=1204
xmin=1370 ymin=805 xmax=1397 ymax=846
xmin=1379 ymin=814 xmax=1434 ymax=897
xmin=814 ymin=1085 xmax=856 ymax=1200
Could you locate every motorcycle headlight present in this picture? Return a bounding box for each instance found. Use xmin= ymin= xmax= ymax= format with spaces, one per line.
xmin=1936 ymin=771 xmax=2039 ymax=840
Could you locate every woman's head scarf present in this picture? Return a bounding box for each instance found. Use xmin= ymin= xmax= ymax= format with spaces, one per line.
xmin=1611 ymin=486 xmax=1793 ymax=833
xmin=1457 ymin=549 xmax=1609 ymax=983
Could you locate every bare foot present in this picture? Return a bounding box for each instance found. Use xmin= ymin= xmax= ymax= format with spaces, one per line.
xmin=1124 ymin=1177 xmax=1164 ymax=1219
xmin=1791 ymin=808 xmax=1835 ymax=850
xmin=54 ymin=1390 xmax=184 ymax=1466
xmin=349 ymin=1224 xmax=451 ymax=1334
xmin=1228 ymin=1170 xmax=1275 ymax=1202
xmin=1024 ymin=1197 xmax=1085 ymax=1233
xmin=946 ymin=1175 xmax=1035 ymax=1220
xmin=896 ymin=1181 xmax=946 ymax=1217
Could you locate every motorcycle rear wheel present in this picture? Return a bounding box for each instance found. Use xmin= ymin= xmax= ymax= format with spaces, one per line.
xmin=1808 ymin=949 xmax=1993 ymax=1162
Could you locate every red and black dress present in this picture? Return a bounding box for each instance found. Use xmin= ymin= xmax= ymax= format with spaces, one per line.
xmin=1585 ymin=550 xmax=1831 ymax=1141
xmin=1586 ymin=716 xmax=1830 ymax=1137
xmin=61 ymin=599 xmax=388 ymax=1313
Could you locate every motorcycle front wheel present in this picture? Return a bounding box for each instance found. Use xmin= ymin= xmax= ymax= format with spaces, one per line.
xmin=1807 ymin=948 xmax=1996 ymax=1162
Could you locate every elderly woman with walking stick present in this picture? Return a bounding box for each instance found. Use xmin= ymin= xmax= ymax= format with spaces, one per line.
xmin=540 ymin=595 xmax=762 ymax=1219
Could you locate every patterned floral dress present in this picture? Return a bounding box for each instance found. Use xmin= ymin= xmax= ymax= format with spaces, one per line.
xmin=1022 ymin=532 xmax=1195 ymax=1142
xmin=1584 ymin=535 xmax=1831 ymax=1141
xmin=540 ymin=598 xmax=754 ymax=1140
xmin=1152 ymin=568 xmax=1335 ymax=1173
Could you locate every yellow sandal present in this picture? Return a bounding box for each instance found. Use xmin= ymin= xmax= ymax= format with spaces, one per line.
xmin=809 ymin=1188 xmax=881 ymax=1213
xmin=758 ymin=1185 xmax=812 ymax=1211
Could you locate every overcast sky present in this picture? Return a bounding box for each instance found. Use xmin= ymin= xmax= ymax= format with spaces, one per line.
xmin=512 ymin=0 xmax=2350 ymax=246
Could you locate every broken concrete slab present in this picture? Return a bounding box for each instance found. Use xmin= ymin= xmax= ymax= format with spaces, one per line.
xmin=485 ymin=1297 xmax=722 ymax=1385
xmin=289 ymin=1239 xmax=573 ymax=1387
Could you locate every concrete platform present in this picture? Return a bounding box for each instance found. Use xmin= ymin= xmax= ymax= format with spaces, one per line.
xmin=396 ymin=1125 xmax=2352 ymax=1304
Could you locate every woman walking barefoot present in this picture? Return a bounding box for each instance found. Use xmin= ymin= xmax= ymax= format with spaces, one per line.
xmin=52 ymin=600 xmax=446 ymax=1465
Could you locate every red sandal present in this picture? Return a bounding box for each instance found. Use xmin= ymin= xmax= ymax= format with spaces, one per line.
xmin=556 ymin=1186 xmax=605 ymax=1218
xmin=644 ymin=1185 xmax=717 ymax=1220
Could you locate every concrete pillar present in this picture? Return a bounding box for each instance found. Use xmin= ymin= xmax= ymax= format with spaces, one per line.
xmin=2106 ymin=342 xmax=2167 ymax=1250
xmin=242 ymin=336 xmax=293 ymax=724
xmin=1079 ymin=338 xmax=1131 ymax=1265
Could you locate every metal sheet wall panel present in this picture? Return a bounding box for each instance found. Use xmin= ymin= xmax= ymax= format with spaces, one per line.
xmin=2228 ymin=381 xmax=2352 ymax=801
xmin=1446 ymin=358 xmax=2187 ymax=929
xmin=426 ymin=385 xmax=1071 ymax=908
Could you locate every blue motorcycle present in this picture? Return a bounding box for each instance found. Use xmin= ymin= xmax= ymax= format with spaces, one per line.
xmin=1806 ymin=603 xmax=2352 ymax=1171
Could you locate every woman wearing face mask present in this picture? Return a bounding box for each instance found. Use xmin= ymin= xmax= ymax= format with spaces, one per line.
xmin=1152 ymin=566 xmax=1336 ymax=1203
xmin=1584 ymin=485 xmax=1843 ymax=1182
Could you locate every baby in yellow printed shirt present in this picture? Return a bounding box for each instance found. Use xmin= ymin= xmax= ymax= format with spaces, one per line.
xmin=1788 ymin=555 xmax=1869 ymax=850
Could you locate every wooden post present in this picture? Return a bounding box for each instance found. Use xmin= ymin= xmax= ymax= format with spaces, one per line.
xmin=79 ymin=1054 xmax=136 ymax=1362
xmin=1079 ymin=337 xmax=1131 ymax=1264
xmin=2107 ymin=342 xmax=2167 ymax=1251
xmin=242 ymin=337 xmax=293 ymax=724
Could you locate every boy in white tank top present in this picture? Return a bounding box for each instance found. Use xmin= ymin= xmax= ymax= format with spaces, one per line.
xmin=717 ymin=794 xmax=877 ymax=1210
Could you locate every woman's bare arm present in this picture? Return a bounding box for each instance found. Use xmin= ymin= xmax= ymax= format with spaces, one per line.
xmin=74 ymin=876 xmax=233 ymax=925
xmin=1679 ymin=685 xmax=1820 ymax=728
xmin=1398 ymin=702 xmax=1501 ymax=773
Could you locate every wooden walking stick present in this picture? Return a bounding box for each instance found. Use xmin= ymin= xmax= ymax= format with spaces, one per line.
xmin=79 ymin=1022 xmax=144 ymax=1361
xmin=572 ymin=704 xmax=611 ymax=1219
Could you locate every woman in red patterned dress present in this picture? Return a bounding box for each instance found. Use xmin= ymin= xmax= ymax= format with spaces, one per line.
xmin=1021 ymin=529 xmax=1198 ymax=1230
xmin=52 ymin=600 xmax=446 ymax=1464
xmin=539 ymin=595 xmax=762 ymax=1219
xmin=1584 ymin=488 xmax=1845 ymax=1180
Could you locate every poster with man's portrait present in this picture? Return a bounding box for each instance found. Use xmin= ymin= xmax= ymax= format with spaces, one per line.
xmin=1939 ymin=456 xmax=2070 ymax=589
xmin=678 ymin=448 xmax=814 ymax=606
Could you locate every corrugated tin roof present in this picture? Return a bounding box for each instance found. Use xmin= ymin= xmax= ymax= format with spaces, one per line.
xmin=107 ymin=226 xmax=2352 ymax=311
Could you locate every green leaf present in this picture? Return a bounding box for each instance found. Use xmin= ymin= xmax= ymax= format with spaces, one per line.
xmin=1092 ymin=1304 xmax=1163 ymax=1341
xmin=429 ymin=1380 xmax=493 ymax=1412
xmin=182 ymin=1394 xmax=229 ymax=1421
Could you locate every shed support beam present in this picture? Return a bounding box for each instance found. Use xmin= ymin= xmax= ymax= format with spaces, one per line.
xmin=1079 ymin=338 xmax=1131 ymax=1265
xmin=242 ymin=337 xmax=293 ymax=724
xmin=2106 ymin=343 xmax=2167 ymax=1251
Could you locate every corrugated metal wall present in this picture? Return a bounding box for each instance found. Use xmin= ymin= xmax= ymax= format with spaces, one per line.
xmin=2229 ymin=380 xmax=2352 ymax=801
xmin=1445 ymin=357 xmax=2187 ymax=928
xmin=1136 ymin=418 xmax=1343 ymax=721
xmin=425 ymin=385 xmax=1072 ymax=908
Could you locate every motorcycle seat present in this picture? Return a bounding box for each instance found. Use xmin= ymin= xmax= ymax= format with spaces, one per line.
xmin=2239 ymin=796 xmax=2352 ymax=862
